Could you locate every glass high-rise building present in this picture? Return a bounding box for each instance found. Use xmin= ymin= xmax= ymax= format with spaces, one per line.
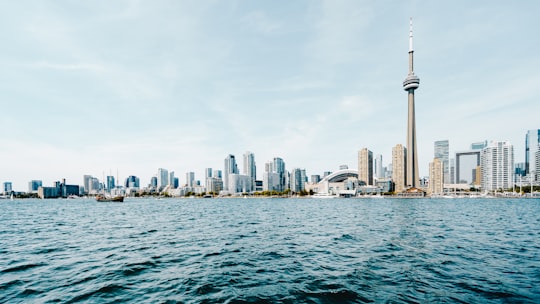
xmin=525 ymin=129 xmax=540 ymax=180
xmin=243 ymin=152 xmax=256 ymax=189
xmin=374 ymin=154 xmax=383 ymax=179
xmin=434 ymin=140 xmax=449 ymax=184
xmin=157 ymin=168 xmax=169 ymax=189
xmin=28 ymin=180 xmax=42 ymax=193
xmin=273 ymin=157 xmax=286 ymax=192
xmin=186 ymin=172 xmax=195 ymax=188
xmin=125 ymin=176 xmax=140 ymax=189
xmin=290 ymin=168 xmax=306 ymax=192
xmin=106 ymin=176 xmax=115 ymax=191
xmin=224 ymin=154 xmax=238 ymax=191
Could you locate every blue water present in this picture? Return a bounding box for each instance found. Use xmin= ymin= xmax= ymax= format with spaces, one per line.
xmin=1 ymin=198 xmax=539 ymax=303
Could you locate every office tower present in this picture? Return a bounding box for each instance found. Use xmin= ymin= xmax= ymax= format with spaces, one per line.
xmin=89 ymin=177 xmax=100 ymax=193
xmin=205 ymin=168 xmax=213 ymax=180
xmin=157 ymin=168 xmax=169 ymax=189
xmin=449 ymin=158 xmax=455 ymax=184
xmin=150 ymin=176 xmax=158 ymax=188
xmin=525 ymin=129 xmax=540 ymax=180
xmin=28 ymin=180 xmax=43 ymax=193
xmin=536 ymin=150 xmax=540 ymax=182
xmin=83 ymin=175 xmax=92 ymax=194
xmin=273 ymin=157 xmax=286 ymax=192
xmin=434 ymin=140 xmax=449 ymax=184
xmin=392 ymin=144 xmax=407 ymax=193
xmin=358 ymin=148 xmax=373 ymax=186
xmin=224 ymin=154 xmax=238 ymax=191
xmin=374 ymin=154 xmax=383 ymax=179
xmin=243 ymin=151 xmax=257 ymax=189
xmin=290 ymin=168 xmax=306 ymax=192
xmin=311 ymin=175 xmax=321 ymax=184
xmin=429 ymin=158 xmax=444 ymax=195
xmin=3 ymin=182 xmax=13 ymax=194
xmin=125 ymin=176 xmax=140 ymax=189
xmin=481 ymin=141 xmax=514 ymax=191
xmin=456 ymin=150 xmax=481 ymax=184
xmin=169 ymin=171 xmax=175 ymax=187
xmin=106 ymin=176 xmax=115 ymax=191
xmin=186 ymin=172 xmax=195 ymax=188
xmin=403 ymin=18 xmax=420 ymax=188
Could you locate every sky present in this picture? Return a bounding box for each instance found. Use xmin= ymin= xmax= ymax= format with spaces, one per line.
xmin=1 ymin=1 xmax=539 ymax=191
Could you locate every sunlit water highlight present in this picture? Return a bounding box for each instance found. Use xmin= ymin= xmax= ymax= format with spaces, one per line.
xmin=1 ymin=198 xmax=539 ymax=303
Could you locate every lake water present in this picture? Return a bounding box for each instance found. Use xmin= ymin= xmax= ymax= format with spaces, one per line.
xmin=1 ymin=198 xmax=539 ymax=303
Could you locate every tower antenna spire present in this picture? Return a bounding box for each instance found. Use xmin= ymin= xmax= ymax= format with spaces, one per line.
xmin=409 ymin=17 xmax=413 ymax=52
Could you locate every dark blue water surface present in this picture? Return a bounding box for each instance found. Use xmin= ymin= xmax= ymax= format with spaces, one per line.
xmin=1 ymin=198 xmax=539 ymax=303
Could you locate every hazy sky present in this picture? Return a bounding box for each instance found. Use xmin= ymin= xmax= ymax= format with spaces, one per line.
xmin=1 ymin=1 xmax=539 ymax=191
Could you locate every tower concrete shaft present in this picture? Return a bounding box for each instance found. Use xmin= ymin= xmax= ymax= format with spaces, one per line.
xmin=403 ymin=18 xmax=420 ymax=188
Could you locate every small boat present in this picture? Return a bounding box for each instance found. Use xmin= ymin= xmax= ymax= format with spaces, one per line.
xmin=96 ymin=194 xmax=124 ymax=202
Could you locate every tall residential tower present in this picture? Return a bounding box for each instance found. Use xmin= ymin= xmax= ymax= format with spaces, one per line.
xmin=403 ymin=18 xmax=420 ymax=188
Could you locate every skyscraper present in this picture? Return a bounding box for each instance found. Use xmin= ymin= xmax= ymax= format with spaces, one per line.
xmin=358 ymin=148 xmax=373 ymax=186
xmin=28 ymin=180 xmax=42 ymax=193
xmin=205 ymin=168 xmax=213 ymax=180
xmin=169 ymin=171 xmax=175 ymax=187
xmin=106 ymin=176 xmax=115 ymax=191
xmin=243 ymin=151 xmax=256 ymax=189
xmin=392 ymin=144 xmax=407 ymax=193
xmin=434 ymin=140 xmax=449 ymax=184
xmin=429 ymin=158 xmax=443 ymax=195
xmin=273 ymin=157 xmax=286 ymax=192
xmin=290 ymin=168 xmax=306 ymax=193
xmin=157 ymin=168 xmax=169 ymax=189
xmin=403 ymin=18 xmax=420 ymax=188
xmin=83 ymin=175 xmax=92 ymax=194
xmin=374 ymin=154 xmax=383 ymax=179
xmin=186 ymin=172 xmax=195 ymax=188
xmin=481 ymin=141 xmax=514 ymax=191
xmin=525 ymin=129 xmax=540 ymax=180
xmin=224 ymin=154 xmax=238 ymax=191
xmin=3 ymin=182 xmax=13 ymax=194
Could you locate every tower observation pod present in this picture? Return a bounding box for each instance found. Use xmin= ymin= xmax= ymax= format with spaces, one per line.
xmin=403 ymin=18 xmax=420 ymax=188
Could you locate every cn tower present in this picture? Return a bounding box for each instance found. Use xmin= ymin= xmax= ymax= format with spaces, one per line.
xmin=403 ymin=18 xmax=420 ymax=188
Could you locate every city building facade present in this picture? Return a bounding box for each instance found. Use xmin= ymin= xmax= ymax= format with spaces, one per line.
xmin=429 ymin=158 xmax=444 ymax=195
xmin=224 ymin=154 xmax=238 ymax=191
xmin=358 ymin=148 xmax=373 ymax=186
xmin=392 ymin=144 xmax=407 ymax=193
xmin=525 ymin=129 xmax=540 ymax=181
xmin=481 ymin=141 xmax=514 ymax=191
xmin=290 ymin=168 xmax=306 ymax=193
xmin=434 ymin=140 xmax=449 ymax=184
xmin=243 ymin=151 xmax=257 ymax=189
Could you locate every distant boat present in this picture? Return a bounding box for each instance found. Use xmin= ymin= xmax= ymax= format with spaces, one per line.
xmin=96 ymin=194 xmax=124 ymax=202
xmin=10 ymin=193 xmax=14 ymax=201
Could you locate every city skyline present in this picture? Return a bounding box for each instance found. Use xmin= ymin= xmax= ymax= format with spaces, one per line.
xmin=1 ymin=2 xmax=539 ymax=190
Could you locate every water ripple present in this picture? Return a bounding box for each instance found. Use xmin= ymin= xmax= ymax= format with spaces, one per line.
xmin=0 ymin=198 xmax=539 ymax=303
